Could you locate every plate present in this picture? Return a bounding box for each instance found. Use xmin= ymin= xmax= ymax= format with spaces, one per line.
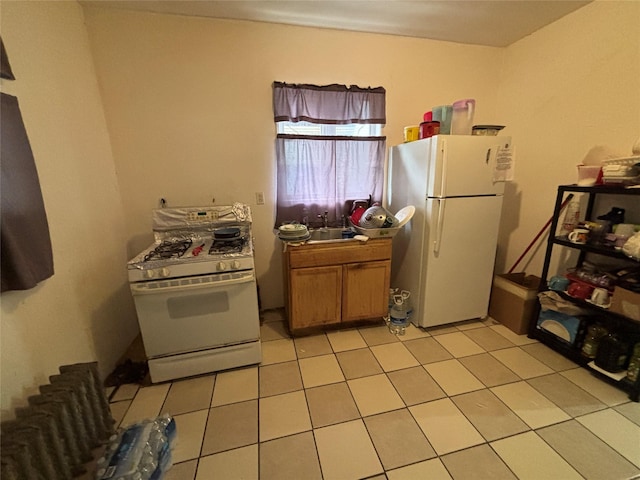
xmin=394 ymin=205 xmax=415 ymax=228
xmin=539 ymin=320 xmax=571 ymax=342
xmin=602 ymin=155 xmax=640 ymax=166
xmin=278 ymin=224 xmax=309 ymax=237
xmin=278 ymin=232 xmax=310 ymax=242
xmin=279 ymin=224 xmax=308 ymax=233
xmin=586 ymin=299 xmax=611 ymax=309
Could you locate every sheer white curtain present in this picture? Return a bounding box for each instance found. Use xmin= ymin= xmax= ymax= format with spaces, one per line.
xmin=273 ymin=82 xmax=386 ymax=227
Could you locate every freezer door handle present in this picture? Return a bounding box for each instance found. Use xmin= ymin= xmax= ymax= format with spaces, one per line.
xmin=440 ymin=141 xmax=448 ymax=197
xmin=433 ymin=198 xmax=446 ymax=256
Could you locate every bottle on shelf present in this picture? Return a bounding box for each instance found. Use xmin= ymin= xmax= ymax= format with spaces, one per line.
xmin=627 ymin=343 xmax=640 ymax=383
xmin=595 ymin=334 xmax=630 ymax=373
xmin=559 ymin=200 xmax=581 ymax=237
xmin=581 ymin=324 xmax=608 ymax=359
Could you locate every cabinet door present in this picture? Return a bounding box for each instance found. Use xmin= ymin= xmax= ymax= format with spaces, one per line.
xmin=342 ymin=260 xmax=391 ymax=322
xmin=290 ymin=266 xmax=342 ymax=329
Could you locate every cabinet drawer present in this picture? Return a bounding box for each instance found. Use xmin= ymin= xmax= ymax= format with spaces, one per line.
xmin=288 ymin=239 xmax=392 ymax=268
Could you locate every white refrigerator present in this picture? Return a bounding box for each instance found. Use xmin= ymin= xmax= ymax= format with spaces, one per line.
xmin=387 ymin=135 xmax=511 ymax=328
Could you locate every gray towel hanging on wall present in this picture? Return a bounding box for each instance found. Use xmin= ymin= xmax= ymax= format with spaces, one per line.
xmin=1 ymin=93 xmax=54 ymax=292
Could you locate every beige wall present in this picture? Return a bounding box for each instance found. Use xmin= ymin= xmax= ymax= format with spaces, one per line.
xmin=0 ymin=1 xmax=138 ymax=418
xmin=496 ymin=0 xmax=640 ymax=277
xmin=82 ymin=6 xmax=505 ymax=309
xmin=1 ymin=0 xmax=637 ymax=418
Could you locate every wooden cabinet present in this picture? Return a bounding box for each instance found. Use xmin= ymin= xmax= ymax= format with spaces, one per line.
xmin=531 ymin=184 xmax=640 ymax=401
xmin=289 ymin=266 xmax=342 ymax=328
xmin=283 ymin=239 xmax=392 ymax=333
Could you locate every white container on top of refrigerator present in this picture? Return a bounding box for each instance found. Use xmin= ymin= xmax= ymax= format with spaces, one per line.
xmin=387 ymin=135 xmax=511 ymax=328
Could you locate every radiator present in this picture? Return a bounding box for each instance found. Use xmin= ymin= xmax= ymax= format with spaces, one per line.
xmin=1 ymin=362 xmax=116 ymax=479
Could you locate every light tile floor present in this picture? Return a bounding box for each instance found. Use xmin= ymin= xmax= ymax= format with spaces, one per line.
xmin=107 ymin=309 xmax=640 ymax=480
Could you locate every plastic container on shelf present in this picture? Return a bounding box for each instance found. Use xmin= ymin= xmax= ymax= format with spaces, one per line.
xmin=432 ymin=105 xmax=452 ymax=134
xmin=559 ymin=200 xmax=581 ymax=237
xmin=581 ymin=324 xmax=608 ymax=359
xmin=419 ymin=121 xmax=440 ymax=139
xmin=626 ymin=343 xmax=640 ymax=382
xmin=450 ymin=99 xmax=475 ymax=135
xmin=595 ymin=334 xmax=630 ymax=373
xmin=577 ymin=165 xmax=602 ymax=186
xmin=403 ymin=125 xmax=420 ymax=143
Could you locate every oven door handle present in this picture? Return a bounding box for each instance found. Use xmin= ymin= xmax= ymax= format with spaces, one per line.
xmin=130 ymin=272 xmax=255 ymax=295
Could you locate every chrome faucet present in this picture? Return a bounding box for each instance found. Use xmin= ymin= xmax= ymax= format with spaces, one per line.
xmin=317 ymin=211 xmax=329 ymax=229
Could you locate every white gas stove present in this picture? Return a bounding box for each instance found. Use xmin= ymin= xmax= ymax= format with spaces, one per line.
xmin=127 ymin=203 xmax=262 ymax=383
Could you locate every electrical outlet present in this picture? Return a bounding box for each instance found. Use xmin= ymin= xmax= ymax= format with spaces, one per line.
xmin=255 ymin=192 xmax=265 ymax=205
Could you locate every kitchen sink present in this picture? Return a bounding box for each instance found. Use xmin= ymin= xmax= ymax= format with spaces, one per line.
xmin=307 ymin=228 xmax=358 ymax=244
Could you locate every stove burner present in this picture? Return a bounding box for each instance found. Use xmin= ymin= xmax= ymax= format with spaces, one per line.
xmin=209 ymin=236 xmax=246 ymax=255
xmin=143 ymin=239 xmax=193 ymax=262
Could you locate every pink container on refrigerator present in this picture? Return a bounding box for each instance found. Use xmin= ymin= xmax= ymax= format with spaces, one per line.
xmin=451 ymin=99 xmax=476 ymax=135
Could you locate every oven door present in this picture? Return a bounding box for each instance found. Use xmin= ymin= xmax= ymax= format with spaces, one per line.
xmin=130 ymin=270 xmax=260 ymax=358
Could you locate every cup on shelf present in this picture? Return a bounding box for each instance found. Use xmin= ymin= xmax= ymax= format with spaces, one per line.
xmin=568 ymin=228 xmax=589 ymax=244
xmin=614 ymin=223 xmax=636 ymax=237
xmin=577 ymin=165 xmax=602 ymax=186
xmin=590 ymin=288 xmax=610 ymax=307
xmin=588 ymin=220 xmax=611 ymax=244
xmin=403 ymin=125 xmax=420 ymax=143
xmin=567 ymin=281 xmax=594 ymax=300
xmin=610 ymin=234 xmax=630 ymax=248
xmin=548 ymin=276 xmax=570 ymax=292
xmin=419 ymin=121 xmax=440 ymax=139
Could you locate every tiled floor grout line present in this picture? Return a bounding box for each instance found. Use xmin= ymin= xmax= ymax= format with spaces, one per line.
xmin=107 ymin=315 xmax=640 ymax=479
xmin=294 ymin=323 xmax=517 ymax=477
xmin=303 ymin=321 xmax=634 ymax=474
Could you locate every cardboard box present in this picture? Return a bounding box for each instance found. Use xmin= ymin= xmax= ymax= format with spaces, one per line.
xmin=489 ymin=273 xmax=542 ymax=334
xmin=610 ymin=287 xmax=640 ymax=321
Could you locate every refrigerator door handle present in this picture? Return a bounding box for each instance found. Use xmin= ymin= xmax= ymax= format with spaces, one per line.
xmin=433 ymin=198 xmax=446 ymax=256
xmin=440 ymin=142 xmax=448 ymax=197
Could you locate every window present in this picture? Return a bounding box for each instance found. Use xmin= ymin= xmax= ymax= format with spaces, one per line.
xmin=273 ymin=82 xmax=386 ymax=228
xmin=277 ymin=121 xmax=382 ymax=137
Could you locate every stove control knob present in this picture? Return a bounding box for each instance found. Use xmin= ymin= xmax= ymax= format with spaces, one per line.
xmin=145 ymin=269 xmax=155 ymax=279
xmin=160 ymin=267 xmax=170 ymax=278
xmin=217 ymin=262 xmax=227 ymax=271
xmin=232 ymin=260 xmax=241 ymax=269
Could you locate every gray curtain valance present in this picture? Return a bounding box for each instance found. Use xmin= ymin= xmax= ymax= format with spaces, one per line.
xmin=273 ymin=81 xmax=386 ymax=125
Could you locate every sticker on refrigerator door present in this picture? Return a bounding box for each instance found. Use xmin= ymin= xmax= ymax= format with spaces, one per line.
xmin=493 ymin=144 xmax=515 ymax=182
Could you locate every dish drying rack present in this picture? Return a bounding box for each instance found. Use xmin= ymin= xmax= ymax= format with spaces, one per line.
xmin=601 ymin=155 xmax=640 ymax=185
